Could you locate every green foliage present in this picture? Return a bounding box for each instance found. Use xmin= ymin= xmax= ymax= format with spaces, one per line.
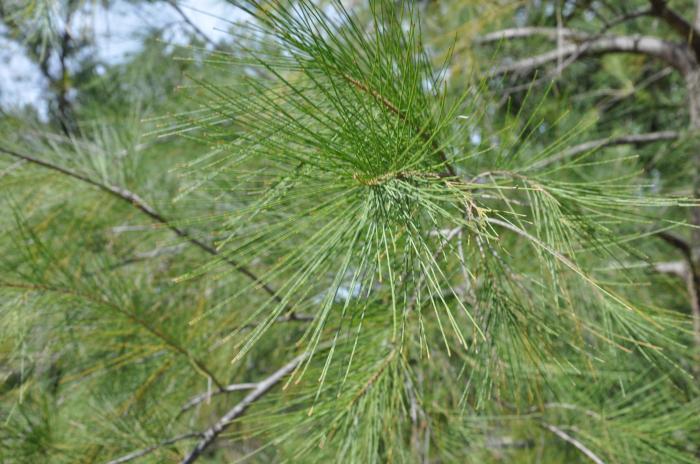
xmin=1 ymin=1 xmax=699 ymax=463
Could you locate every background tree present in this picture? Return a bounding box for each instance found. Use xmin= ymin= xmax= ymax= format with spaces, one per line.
xmin=1 ymin=1 xmax=699 ymax=463
xmin=466 ymin=0 xmax=700 ymax=357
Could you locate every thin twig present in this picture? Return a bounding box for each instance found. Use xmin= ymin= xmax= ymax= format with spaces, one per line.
xmin=107 ymin=432 xmax=202 ymax=464
xmin=102 ymin=244 xmax=187 ymax=272
xmin=0 ymin=159 xmax=25 ymax=178
xmin=179 ymin=382 xmax=258 ymax=414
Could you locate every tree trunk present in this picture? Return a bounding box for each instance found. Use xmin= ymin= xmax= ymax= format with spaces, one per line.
xmin=685 ymin=66 xmax=700 ymax=355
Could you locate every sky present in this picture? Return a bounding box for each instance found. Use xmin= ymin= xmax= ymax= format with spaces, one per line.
xmin=0 ymin=0 xmax=245 ymax=116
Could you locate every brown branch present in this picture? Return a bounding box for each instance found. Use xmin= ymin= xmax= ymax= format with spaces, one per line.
xmin=649 ymin=0 xmax=700 ymax=59
xmin=96 ymin=244 xmax=187 ymax=274
xmin=657 ymin=230 xmax=692 ymax=258
xmin=477 ymin=6 xmax=651 ymax=46
xmin=598 ymin=260 xmax=687 ymax=278
xmin=180 ymin=351 xmax=308 ymax=464
xmin=0 ymin=146 xmax=289 ymax=311
xmin=656 ymin=231 xmax=700 ymax=350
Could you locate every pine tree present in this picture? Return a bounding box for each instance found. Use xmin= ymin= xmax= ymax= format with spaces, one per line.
xmin=1 ymin=1 xmax=699 ymax=463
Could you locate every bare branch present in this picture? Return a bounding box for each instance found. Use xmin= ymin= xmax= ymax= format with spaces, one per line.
xmin=541 ymin=423 xmax=605 ymax=464
xmin=475 ymin=27 xmax=590 ymax=43
xmin=477 ymin=6 xmax=651 ymax=46
xmin=180 ymin=352 xmax=308 ymax=464
xmin=489 ymin=35 xmax=695 ymax=76
xmin=532 ymin=131 xmax=680 ymax=168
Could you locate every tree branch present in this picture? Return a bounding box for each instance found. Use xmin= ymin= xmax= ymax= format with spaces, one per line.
xmin=656 ymin=231 xmax=700 ymax=350
xmin=180 ymin=351 xmax=308 ymax=464
xmin=657 ymin=230 xmax=692 ymax=260
xmin=103 ymin=244 xmax=187 ymax=272
xmin=2 ymin=279 xmax=226 ymax=389
xmin=489 ymin=34 xmax=695 ymax=76
xmin=107 ymin=433 xmax=202 ymax=464
xmin=532 ymin=131 xmax=680 ymax=169
xmin=0 ymin=146 xmax=289 ymax=311
xmin=541 ymin=423 xmax=605 ymax=464
xmin=179 ymin=382 xmax=258 ymax=414
xmin=343 ymin=75 xmax=457 ymax=177
xmin=475 ymin=27 xmax=590 ymax=43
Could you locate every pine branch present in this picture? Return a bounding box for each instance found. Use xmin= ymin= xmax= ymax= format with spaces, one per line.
xmin=343 ymin=75 xmax=457 ymax=177
xmin=0 ymin=146 xmax=290 ymax=312
xmin=0 ymin=280 xmax=226 ymax=390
